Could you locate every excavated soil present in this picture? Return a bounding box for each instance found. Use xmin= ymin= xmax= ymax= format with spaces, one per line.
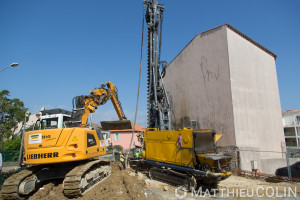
xmin=0 ymin=163 xmax=154 ymax=200
xmin=1 ymin=164 xmax=300 ymax=199
xmin=28 ymin=163 xmax=150 ymax=200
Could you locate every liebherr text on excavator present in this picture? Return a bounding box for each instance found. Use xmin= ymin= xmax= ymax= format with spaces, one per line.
xmin=1 ymin=81 xmax=131 ymax=199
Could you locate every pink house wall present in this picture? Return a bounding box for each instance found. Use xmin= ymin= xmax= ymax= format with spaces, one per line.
xmin=109 ymin=132 xmax=141 ymax=151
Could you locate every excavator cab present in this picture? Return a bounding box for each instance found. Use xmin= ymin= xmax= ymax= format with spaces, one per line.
xmin=33 ymin=109 xmax=72 ymax=130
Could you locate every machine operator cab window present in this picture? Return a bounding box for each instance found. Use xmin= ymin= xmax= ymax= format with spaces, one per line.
xmin=63 ymin=116 xmax=71 ymax=128
xmin=33 ymin=118 xmax=59 ymax=130
xmin=33 ymin=114 xmax=72 ymax=130
xmin=87 ymin=134 xmax=97 ymax=147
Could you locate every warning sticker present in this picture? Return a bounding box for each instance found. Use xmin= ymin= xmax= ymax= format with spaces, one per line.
xmin=100 ymin=141 xmax=105 ymax=147
xmin=29 ymin=134 xmax=42 ymax=144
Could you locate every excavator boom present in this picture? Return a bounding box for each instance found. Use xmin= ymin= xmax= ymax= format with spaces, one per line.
xmin=71 ymin=81 xmax=132 ymax=130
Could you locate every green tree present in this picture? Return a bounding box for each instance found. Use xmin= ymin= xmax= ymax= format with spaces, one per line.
xmin=130 ymin=148 xmax=136 ymax=155
xmin=0 ymin=90 xmax=26 ymax=143
xmin=1 ymin=137 xmax=21 ymax=162
xmin=113 ymin=145 xmax=123 ymax=152
xmin=106 ymin=144 xmax=113 ymax=152
xmin=2 ymin=137 xmax=21 ymax=151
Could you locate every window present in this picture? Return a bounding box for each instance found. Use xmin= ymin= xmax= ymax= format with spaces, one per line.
xmin=63 ymin=116 xmax=71 ymax=122
xmin=285 ymin=138 xmax=297 ymax=147
xmin=96 ymin=129 xmax=103 ymax=140
xmin=33 ymin=120 xmax=41 ymax=130
xmin=41 ymin=118 xmax=58 ymax=129
xmin=297 ymin=116 xmax=300 ymax=126
xmin=33 ymin=118 xmax=58 ymax=130
xmin=284 ymin=127 xmax=296 ymax=137
xmin=87 ymin=134 xmax=97 ymax=147
xmin=63 ymin=116 xmax=71 ymax=128
xmin=114 ymin=133 xmax=120 ymax=141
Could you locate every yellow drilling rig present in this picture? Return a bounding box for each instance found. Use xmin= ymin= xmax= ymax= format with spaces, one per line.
xmin=136 ymin=0 xmax=232 ymax=191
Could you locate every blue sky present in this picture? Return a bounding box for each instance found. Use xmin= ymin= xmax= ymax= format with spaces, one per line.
xmin=0 ymin=0 xmax=299 ymax=127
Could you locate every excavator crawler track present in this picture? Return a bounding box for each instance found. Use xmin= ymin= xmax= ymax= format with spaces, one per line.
xmin=1 ymin=166 xmax=40 ymax=200
xmin=63 ymin=160 xmax=111 ymax=198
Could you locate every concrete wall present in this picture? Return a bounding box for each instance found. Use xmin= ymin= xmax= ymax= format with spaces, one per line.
xmin=238 ymin=147 xmax=260 ymax=171
xmin=283 ymin=115 xmax=295 ymax=126
xmin=227 ymin=28 xmax=285 ymax=160
xmin=164 ymin=26 xmax=235 ymax=146
xmin=260 ymin=158 xmax=300 ymax=175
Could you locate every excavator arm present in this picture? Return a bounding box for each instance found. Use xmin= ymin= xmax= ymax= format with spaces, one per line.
xmin=71 ymin=81 xmax=131 ymax=130
xmin=79 ymin=87 xmax=107 ymax=128
xmin=106 ymin=81 xmax=127 ymax=121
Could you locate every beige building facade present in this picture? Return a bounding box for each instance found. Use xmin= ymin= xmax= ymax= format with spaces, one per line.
xmin=164 ymin=24 xmax=285 ymax=173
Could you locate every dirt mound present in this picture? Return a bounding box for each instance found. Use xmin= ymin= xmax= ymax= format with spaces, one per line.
xmin=3 ymin=163 xmax=300 ymax=199
xmin=26 ymin=163 xmax=149 ymax=200
xmin=28 ymin=181 xmax=64 ymax=200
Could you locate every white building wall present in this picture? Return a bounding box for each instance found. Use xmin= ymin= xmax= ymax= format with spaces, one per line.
xmin=283 ymin=113 xmax=300 ymax=126
xmin=282 ymin=111 xmax=300 ymax=148
xmin=226 ymin=28 xmax=285 ymax=170
xmin=14 ymin=113 xmax=40 ymax=135
xmin=164 ymin=26 xmax=236 ymax=146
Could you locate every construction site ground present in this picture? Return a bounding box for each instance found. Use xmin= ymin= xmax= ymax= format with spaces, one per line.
xmin=1 ymin=162 xmax=300 ymax=200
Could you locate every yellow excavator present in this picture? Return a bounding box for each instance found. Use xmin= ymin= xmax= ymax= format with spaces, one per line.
xmin=1 ymin=81 xmax=132 ymax=199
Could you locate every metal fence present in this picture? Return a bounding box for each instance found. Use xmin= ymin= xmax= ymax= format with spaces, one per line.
xmin=1 ymin=150 xmax=20 ymax=162
xmin=284 ymin=148 xmax=300 ymax=178
xmin=217 ymin=145 xmax=300 ymax=179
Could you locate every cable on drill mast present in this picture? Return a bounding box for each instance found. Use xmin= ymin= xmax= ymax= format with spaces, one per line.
xmin=128 ymin=1 xmax=145 ymax=155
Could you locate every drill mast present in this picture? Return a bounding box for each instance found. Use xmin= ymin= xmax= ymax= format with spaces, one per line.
xmin=145 ymin=0 xmax=171 ymax=130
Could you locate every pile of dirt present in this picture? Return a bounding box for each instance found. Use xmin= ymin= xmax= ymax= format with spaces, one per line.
xmin=3 ymin=163 xmax=300 ymax=199
xmin=28 ymin=181 xmax=63 ymax=200
xmin=26 ymin=163 xmax=150 ymax=200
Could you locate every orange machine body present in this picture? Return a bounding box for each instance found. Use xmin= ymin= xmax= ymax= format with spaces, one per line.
xmin=23 ymin=127 xmax=106 ymax=165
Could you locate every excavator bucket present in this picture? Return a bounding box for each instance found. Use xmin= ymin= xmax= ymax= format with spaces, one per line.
xmin=100 ymin=120 xmax=133 ymax=131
